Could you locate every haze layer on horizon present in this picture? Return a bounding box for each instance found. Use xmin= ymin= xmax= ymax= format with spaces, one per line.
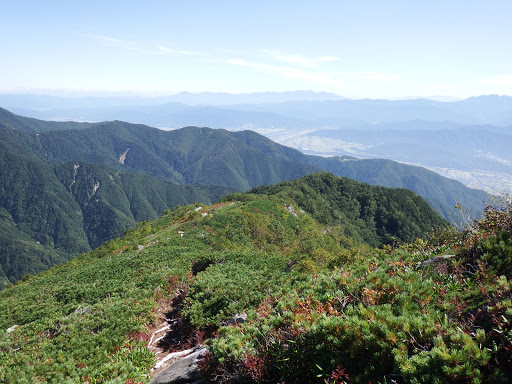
xmin=2 ymin=0 xmax=512 ymax=99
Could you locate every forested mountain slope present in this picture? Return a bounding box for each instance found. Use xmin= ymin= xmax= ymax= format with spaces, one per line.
xmin=0 ymin=124 xmax=234 ymax=286
xmin=53 ymin=162 xmax=234 ymax=250
xmin=0 ymin=108 xmax=488 ymax=285
xmin=248 ymin=173 xmax=447 ymax=246
xmin=27 ymin=122 xmax=323 ymax=189
xmin=312 ymin=156 xmax=490 ymax=223
xmin=4 ymin=106 xmax=487 ymax=221
xmin=2 ymin=106 xmax=488 ymax=222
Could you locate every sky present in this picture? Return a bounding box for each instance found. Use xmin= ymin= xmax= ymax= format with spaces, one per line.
xmin=1 ymin=0 xmax=512 ymax=99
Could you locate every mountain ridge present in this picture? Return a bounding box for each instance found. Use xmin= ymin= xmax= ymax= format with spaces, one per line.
xmin=1 ymin=171 xmax=510 ymax=383
xmin=6 ymin=94 xmax=512 ymax=126
xmin=0 ymin=108 xmax=489 ymax=285
xmin=0 ymin=123 xmax=237 ymax=285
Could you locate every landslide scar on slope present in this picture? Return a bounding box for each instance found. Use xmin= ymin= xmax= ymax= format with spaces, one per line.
xmin=119 ymin=148 xmax=129 ymax=164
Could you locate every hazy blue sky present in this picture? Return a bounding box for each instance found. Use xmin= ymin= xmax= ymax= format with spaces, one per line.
xmin=2 ymin=0 xmax=511 ymax=98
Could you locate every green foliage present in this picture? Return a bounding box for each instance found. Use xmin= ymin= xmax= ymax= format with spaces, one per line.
xmin=184 ymin=254 xmax=289 ymax=327
xmin=460 ymin=195 xmax=512 ymax=271
xmin=203 ymin=250 xmax=504 ymax=383
xmin=1 ymin=189 xmax=511 ymax=383
xmin=0 ymin=196 xmax=355 ymax=382
xmin=311 ymin=156 xmax=489 ymax=224
xmin=189 ymin=191 xmax=511 ymax=383
xmin=475 ymin=230 xmax=512 ymax=278
xmin=249 ymin=173 xmax=448 ymax=247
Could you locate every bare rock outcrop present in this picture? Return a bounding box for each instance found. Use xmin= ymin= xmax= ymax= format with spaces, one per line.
xmin=150 ymin=346 xmax=208 ymax=384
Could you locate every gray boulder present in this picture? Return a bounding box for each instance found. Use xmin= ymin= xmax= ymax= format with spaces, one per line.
xmin=150 ymin=346 xmax=208 ymax=384
xmin=419 ymin=254 xmax=455 ymax=269
xmin=223 ymin=313 xmax=247 ymax=326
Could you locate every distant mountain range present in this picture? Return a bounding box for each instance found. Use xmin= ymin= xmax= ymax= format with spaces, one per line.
xmin=3 ymin=93 xmax=512 ymax=126
xmin=0 ymin=90 xmax=345 ymax=111
xmin=3 ymin=93 xmax=511 ymax=194
xmin=0 ymin=107 xmax=489 ymax=285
